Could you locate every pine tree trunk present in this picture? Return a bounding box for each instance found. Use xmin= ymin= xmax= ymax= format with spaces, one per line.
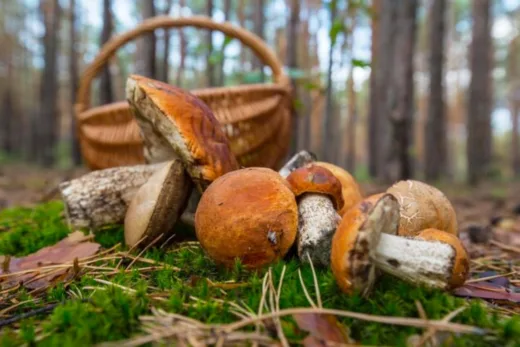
xmin=368 ymin=0 xmax=381 ymax=177
xmin=216 ymin=0 xmax=231 ymax=86
xmin=99 ymin=0 xmax=113 ymax=105
xmin=160 ymin=0 xmax=173 ymax=83
xmin=508 ymin=37 xmax=519 ymax=176
xmin=425 ymin=0 xmax=447 ymax=181
xmin=287 ymin=0 xmax=300 ymax=156
xmin=176 ymin=0 xmax=186 ymax=86
xmin=252 ymin=0 xmax=265 ymax=82
xmin=206 ymin=0 xmax=216 ymax=86
xmin=138 ymin=0 xmax=157 ymax=79
xmin=39 ymin=0 xmax=60 ymax=167
xmin=69 ymin=0 xmax=82 ymax=165
xmin=346 ymin=3 xmax=358 ymax=172
xmin=322 ymin=1 xmax=337 ymax=163
xmin=467 ymin=0 xmax=493 ymax=185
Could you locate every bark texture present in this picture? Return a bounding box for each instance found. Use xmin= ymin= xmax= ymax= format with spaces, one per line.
xmin=425 ymin=0 xmax=447 ymax=181
xmin=69 ymin=0 xmax=82 ymax=165
xmin=59 ymin=163 xmax=167 ymax=230
xmin=368 ymin=0 xmax=381 ymax=177
xmin=467 ymin=0 xmax=493 ymax=185
xmin=287 ymin=0 xmax=300 ymax=156
xmin=99 ymin=0 xmax=113 ymax=105
xmin=137 ymin=0 xmax=157 ymax=78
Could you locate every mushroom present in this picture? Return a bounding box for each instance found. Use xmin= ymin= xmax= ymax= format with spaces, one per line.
xmin=124 ymin=160 xmax=192 ymax=247
xmin=386 ymin=180 xmax=458 ymax=237
xmin=331 ymin=193 xmax=400 ymax=296
xmin=58 ymin=150 xmax=316 ymax=233
xmin=331 ymin=194 xmax=470 ymax=295
xmin=285 ymin=164 xmax=344 ymax=267
xmin=194 ymin=167 xmax=298 ymax=269
xmin=313 ymin=161 xmax=363 ymax=216
xmin=125 ymin=74 xmax=240 ymax=192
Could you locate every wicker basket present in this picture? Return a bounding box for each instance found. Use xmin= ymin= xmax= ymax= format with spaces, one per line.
xmin=75 ymin=15 xmax=293 ymax=171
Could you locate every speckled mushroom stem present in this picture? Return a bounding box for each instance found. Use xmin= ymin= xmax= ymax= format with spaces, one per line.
xmin=59 ymin=163 xmax=168 ymax=230
xmin=297 ymin=194 xmax=341 ymax=267
xmin=371 ymin=234 xmax=458 ymax=289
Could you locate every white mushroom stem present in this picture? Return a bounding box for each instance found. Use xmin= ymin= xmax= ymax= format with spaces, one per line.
xmin=297 ymin=194 xmax=341 ymax=267
xmin=371 ymin=234 xmax=455 ymax=289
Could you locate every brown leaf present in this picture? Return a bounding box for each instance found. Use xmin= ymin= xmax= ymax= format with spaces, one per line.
xmin=0 ymin=231 xmax=100 ymax=290
xmin=293 ymin=313 xmax=354 ymax=346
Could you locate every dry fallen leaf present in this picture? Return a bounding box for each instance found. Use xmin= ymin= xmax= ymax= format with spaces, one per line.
xmin=453 ymin=283 xmax=520 ymax=303
xmin=293 ymin=313 xmax=354 ymax=346
xmin=0 ymin=231 xmax=100 ymax=290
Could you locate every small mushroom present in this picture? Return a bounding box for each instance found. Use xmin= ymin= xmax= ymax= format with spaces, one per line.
xmin=313 ymin=161 xmax=363 ymax=216
xmin=386 ymin=180 xmax=458 ymax=237
xmin=331 ymin=194 xmax=470 ymax=294
xmin=124 ymin=160 xmax=192 ymax=247
xmin=126 ymin=74 xmax=240 ymax=192
xmin=194 ymin=167 xmax=298 ymax=269
xmin=285 ymin=164 xmax=344 ymax=267
xmin=331 ymin=193 xmax=400 ymax=296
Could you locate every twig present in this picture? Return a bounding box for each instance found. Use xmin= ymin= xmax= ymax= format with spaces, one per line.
xmin=298 ymin=269 xmax=317 ymax=308
xmin=465 ymin=271 xmax=517 ymax=284
xmin=93 ymin=278 xmax=136 ymax=293
xmin=306 ymin=253 xmax=322 ymax=308
xmin=222 ymin=307 xmax=485 ymax=335
xmin=126 ymin=234 xmax=164 ymax=270
xmin=0 ymin=303 xmax=59 ymax=328
xmin=490 ymin=240 xmax=520 ymax=254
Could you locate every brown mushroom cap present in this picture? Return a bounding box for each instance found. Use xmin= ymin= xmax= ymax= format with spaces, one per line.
xmin=314 ymin=161 xmax=363 ymax=216
xmin=124 ymin=160 xmax=192 ymax=248
xmin=194 ymin=167 xmax=298 ymax=269
xmin=126 ymin=75 xmax=240 ymax=192
xmin=386 ymin=180 xmax=458 ymax=237
xmin=415 ymin=228 xmax=470 ymax=288
xmin=330 ymin=193 xmax=400 ymax=295
xmin=286 ymin=164 xmax=344 ymax=211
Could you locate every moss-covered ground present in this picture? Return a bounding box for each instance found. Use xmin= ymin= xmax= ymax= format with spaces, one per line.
xmin=0 ymin=201 xmax=519 ymax=346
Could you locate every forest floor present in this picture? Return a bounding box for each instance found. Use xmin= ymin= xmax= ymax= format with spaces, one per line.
xmin=0 ymin=164 xmax=519 ymax=346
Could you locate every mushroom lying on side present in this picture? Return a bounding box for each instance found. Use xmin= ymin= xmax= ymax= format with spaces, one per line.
xmin=195 ymin=168 xmax=298 ymax=269
xmin=386 ymin=180 xmax=458 ymax=236
xmin=286 ymin=164 xmax=344 ymax=267
xmin=331 ymin=194 xmax=470 ymax=295
xmin=124 ymin=160 xmax=192 ymax=247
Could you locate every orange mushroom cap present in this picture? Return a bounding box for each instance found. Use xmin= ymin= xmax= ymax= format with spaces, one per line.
xmin=194 ymin=167 xmax=298 ymax=269
xmin=314 ymin=161 xmax=363 ymax=216
xmin=286 ymin=164 xmax=345 ymax=212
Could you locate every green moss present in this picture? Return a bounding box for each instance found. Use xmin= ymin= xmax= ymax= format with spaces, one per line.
xmin=0 ymin=201 xmax=519 ymax=346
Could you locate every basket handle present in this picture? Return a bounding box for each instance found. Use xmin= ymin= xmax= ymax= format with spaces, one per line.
xmin=76 ymin=15 xmax=288 ymax=114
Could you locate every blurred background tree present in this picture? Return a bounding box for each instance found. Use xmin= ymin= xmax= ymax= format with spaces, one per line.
xmin=0 ymin=0 xmax=519 ymax=186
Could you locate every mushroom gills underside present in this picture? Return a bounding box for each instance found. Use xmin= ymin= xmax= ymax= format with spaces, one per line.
xmin=348 ymin=195 xmax=400 ymax=295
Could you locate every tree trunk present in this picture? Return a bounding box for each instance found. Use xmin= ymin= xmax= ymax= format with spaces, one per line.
xmin=160 ymin=0 xmax=173 ymax=83
xmin=69 ymin=0 xmax=82 ymax=165
xmin=176 ymin=0 xmax=186 ymax=86
xmin=137 ymin=0 xmax=157 ymax=79
xmin=216 ymin=0 xmax=231 ymax=86
xmin=287 ymin=0 xmax=300 ymax=157
xmin=99 ymin=0 xmax=113 ymax=105
xmin=346 ymin=3 xmax=358 ymax=172
xmin=424 ymin=0 xmax=447 ymax=181
xmin=368 ymin=0 xmax=381 ymax=177
xmin=252 ymin=0 xmax=265 ymax=82
xmin=467 ymin=0 xmax=493 ymax=185
xmin=508 ymin=37 xmax=519 ymax=176
xmin=206 ymin=0 xmax=216 ymax=86
xmin=38 ymin=0 xmax=60 ymax=167
xmin=322 ymin=0 xmax=337 ymax=163
xmin=386 ymin=0 xmax=417 ymax=182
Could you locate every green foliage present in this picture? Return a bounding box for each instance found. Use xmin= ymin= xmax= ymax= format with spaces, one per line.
xmin=0 ymin=201 xmax=519 ymax=346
